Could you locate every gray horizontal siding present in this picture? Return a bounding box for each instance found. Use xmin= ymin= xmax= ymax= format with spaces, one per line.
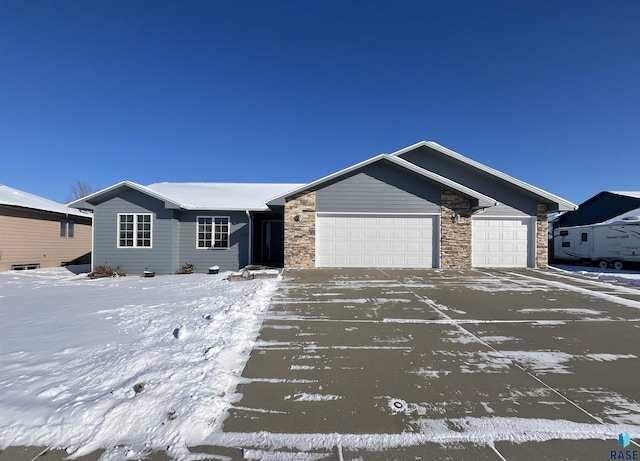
xmin=401 ymin=146 xmax=539 ymax=216
xmin=93 ymin=188 xmax=173 ymax=275
xmin=175 ymin=210 xmax=250 ymax=272
xmin=316 ymin=162 xmax=441 ymax=214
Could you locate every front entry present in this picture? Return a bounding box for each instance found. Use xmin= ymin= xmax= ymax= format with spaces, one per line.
xmin=261 ymin=220 xmax=284 ymax=264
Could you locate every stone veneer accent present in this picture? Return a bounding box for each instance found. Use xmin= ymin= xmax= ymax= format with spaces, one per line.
xmin=284 ymin=190 xmax=316 ymax=268
xmin=536 ymin=203 xmax=549 ymax=268
xmin=440 ymin=190 xmax=472 ymax=269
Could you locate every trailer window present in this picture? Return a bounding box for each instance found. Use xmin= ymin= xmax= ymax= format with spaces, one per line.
xmin=581 ymin=232 xmax=588 ymax=242
xmin=559 ymin=230 xmax=569 ymax=236
xmin=562 ymin=242 xmax=571 ymax=248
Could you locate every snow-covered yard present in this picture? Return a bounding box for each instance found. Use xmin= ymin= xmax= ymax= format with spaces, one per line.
xmin=0 ymin=266 xmax=279 ymax=460
xmin=550 ymin=264 xmax=640 ymax=287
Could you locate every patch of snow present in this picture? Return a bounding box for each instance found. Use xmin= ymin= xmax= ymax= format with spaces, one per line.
xmin=243 ymin=449 xmax=330 ymax=460
xmin=480 ymin=402 xmax=495 ymax=414
xmin=518 ymin=308 xmax=603 ymax=315
xmin=478 ymin=335 xmax=520 ymax=344
xmin=0 ymin=267 xmax=279 ymax=459
xmin=442 ymin=333 xmax=478 ymax=344
xmin=549 ymin=265 xmax=640 ymax=288
xmin=199 ymin=417 xmax=639 ymax=452
xmin=507 ymin=271 xmax=640 ymax=308
xmin=410 ymin=368 xmax=452 ymax=379
xmin=499 ymin=350 xmax=575 ymax=374
xmin=288 ymin=393 xmax=342 ymax=402
xmin=575 ymin=389 xmax=640 ymax=425
xmin=582 ymin=353 xmax=637 ymax=362
xmin=532 ymin=320 xmax=567 ymax=326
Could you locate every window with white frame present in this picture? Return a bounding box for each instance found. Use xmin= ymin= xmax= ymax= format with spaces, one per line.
xmin=118 ymin=214 xmax=152 ymax=248
xmin=197 ymin=216 xmax=229 ymax=248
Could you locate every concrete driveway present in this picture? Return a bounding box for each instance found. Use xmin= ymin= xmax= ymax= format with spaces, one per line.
xmin=3 ymin=268 xmax=638 ymax=460
xmin=221 ymin=268 xmax=640 ymax=460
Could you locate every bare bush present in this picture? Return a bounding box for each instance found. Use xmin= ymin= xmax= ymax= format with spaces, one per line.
xmin=176 ymin=263 xmax=195 ymax=274
xmin=88 ymin=265 xmax=125 ymax=279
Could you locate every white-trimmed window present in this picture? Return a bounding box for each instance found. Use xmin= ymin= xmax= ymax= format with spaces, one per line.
xmin=118 ymin=214 xmax=152 ymax=248
xmin=197 ymin=216 xmax=229 ymax=249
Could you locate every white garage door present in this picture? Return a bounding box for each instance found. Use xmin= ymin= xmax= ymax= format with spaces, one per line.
xmin=317 ymin=214 xmax=437 ymax=268
xmin=472 ymin=218 xmax=531 ymax=268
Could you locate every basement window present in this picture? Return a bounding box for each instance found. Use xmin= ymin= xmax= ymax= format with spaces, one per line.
xmin=12 ymin=264 xmax=40 ymax=270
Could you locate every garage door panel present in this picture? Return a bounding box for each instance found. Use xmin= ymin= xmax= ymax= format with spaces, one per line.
xmin=377 ymin=242 xmax=392 ymax=252
xmin=473 ymin=218 xmax=531 ymax=268
xmin=317 ymin=214 xmax=437 ymax=268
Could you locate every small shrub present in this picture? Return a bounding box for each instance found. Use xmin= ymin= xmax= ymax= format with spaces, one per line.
xmin=133 ymin=382 xmax=146 ymax=394
xmin=176 ymin=263 xmax=195 ymax=274
xmin=88 ymin=265 xmax=125 ymax=279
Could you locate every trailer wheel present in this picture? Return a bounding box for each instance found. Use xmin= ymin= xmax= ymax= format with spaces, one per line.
xmin=613 ymin=260 xmax=624 ymax=270
xmin=598 ymin=260 xmax=609 ymax=269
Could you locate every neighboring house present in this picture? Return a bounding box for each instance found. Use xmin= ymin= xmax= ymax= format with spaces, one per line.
xmin=68 ymin=182 xmax=304 ymax=275
xmin=69 ymin=141 xmax=578 ymax=273
xmin=0 ymin=185 xmax=92 ymax=271
xmin=552 ymin=191 xmax=640 ymax=229
xmin=269 ymin=141 xmax=577 ymax=269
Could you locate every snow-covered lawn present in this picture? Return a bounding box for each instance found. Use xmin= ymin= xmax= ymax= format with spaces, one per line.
xmin=550 ymin=264 xmax=640 ymax=287
xmin=0 ymin=266 xmax=279 ymax=460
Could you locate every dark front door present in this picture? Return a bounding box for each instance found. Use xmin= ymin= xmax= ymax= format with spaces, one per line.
xmin=261 ymin=220 xmax=284 ymax=263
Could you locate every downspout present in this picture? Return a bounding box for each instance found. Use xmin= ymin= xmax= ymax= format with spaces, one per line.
xmin=91 ymin=210 xmax=95 ymax=272
xmin=246 ymin=210 xmax=252 ymax=266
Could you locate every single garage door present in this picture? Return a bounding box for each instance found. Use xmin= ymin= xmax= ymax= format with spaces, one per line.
xmin=472 ymin=217 xmax=531 ymax=268
xmin=316 ymin=214 xmax=437 ymax=268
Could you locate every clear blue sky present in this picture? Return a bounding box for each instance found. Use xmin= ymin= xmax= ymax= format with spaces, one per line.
xmin=1 ymin=1 xmax=638 ymax=205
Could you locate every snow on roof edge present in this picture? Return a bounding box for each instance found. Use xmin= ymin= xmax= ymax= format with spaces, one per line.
xmin=0 ymin=184 xmax=91 ymax=218
xmin=607 ymin=191 xmax=640 ymax=199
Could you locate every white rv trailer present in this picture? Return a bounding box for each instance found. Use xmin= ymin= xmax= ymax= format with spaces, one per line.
xmin=553 ymin=217 xmax=640 ymax=269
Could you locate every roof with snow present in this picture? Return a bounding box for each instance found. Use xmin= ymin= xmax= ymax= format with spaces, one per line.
xmin=69 ymin=181 xmax=305 ymax=211
xmin=608 ymin=191 xmax=640 ymax=199
xmin=0 ymin=184 xmax=91 ymax=218
xmin=554 ymin=190 xmax=640 ymax=227
xmin=601 ymin=207 xmax=640 ymax=224
xmin=146 ymin=182 xmax=305 ymax=210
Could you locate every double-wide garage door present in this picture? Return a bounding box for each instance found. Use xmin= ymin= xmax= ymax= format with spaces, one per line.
xmin=316 ymin=214 xmax=437 ymax=268
xmin=472 ymin=217 xmax=531 ymax=268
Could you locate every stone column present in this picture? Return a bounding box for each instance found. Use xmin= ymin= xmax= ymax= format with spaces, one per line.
xmin=536 ymin=203 xmax=549 ymax=268
xmin=284 ymin=191 xmax=316 ymax=268
xmin=440 ymin=190 xmax=472 ymax=269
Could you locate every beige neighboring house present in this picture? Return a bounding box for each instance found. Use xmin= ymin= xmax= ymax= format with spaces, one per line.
xmin=0 ymin=185 xmax=92 ymax=271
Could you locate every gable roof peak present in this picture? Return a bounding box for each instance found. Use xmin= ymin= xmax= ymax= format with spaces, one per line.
xmin=391 ymin=141 xmax=577 ymax=211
